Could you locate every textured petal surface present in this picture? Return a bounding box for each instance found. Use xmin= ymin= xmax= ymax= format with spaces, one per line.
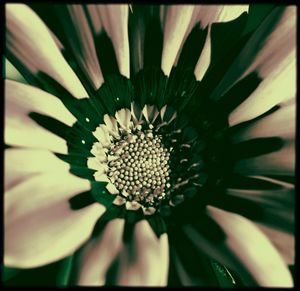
xmin=229 ymin=7 xmax=296 ymax=126
xmin=225 ymin=177 xmax=294 ymax=234
xmin=63 ymin=5 xmax=104 ymax=89
xmin=161 ymin=6 xmax=194 ymax=76
xmin=78 ymin=219 xmax=125 ymax=286
xmin=244 ymin=7 xmax=296 ymax=81
xmin=232 ymin=100 xmax=295 ymax=142
xmin=115 ymin=220 xmax=169 ymax=286
xmin=184 ymin=206 xmax=293 ymax=287
xmin=234 ymin=140 xmax=295 ymax=175
xmin=5 ymin=58 xmax=27 ymax=84
xmin=254 ymin=222 xmax=294 ymax=265
xmin=5 ymin=172 xmax=105 ymax=268
xmin=97 ymin=5 xmax=130 ymax=78
xmin=5 ymin=148 xmax=69 ymax=191
xmin=194 ymin=26 xmax=211 ymax=81
xmin=196 ymin=5 xmax=248 ymax=27
xmin=5 ymin=80 xmax=74 ymax=153
xmin=6 ymin=4 xmax=88 ymax=98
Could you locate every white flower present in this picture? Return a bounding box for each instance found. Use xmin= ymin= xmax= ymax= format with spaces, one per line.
xmin=4 ymin=4 xmax=295 ymax=287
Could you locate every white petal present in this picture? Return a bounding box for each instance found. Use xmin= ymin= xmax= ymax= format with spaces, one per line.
xmin=6 ymin=4 xmax=88 ymax=98
xmin=98 ymin=5 xmax=130 ymax=78
xmin=116 ymin=220 xmax=169 ymax=286
xmin=92 ymin=125 xmax=112 ymax=148
xmin=254 ymin=222 xmax=294 ymax=265
xmin=194 ymin=26 xmax=211 ymax=81
xmin=5 ymin=172 xmax=105 ymax=268
xmin=78 ymin=219 xmax=125 ymax=286
xmin=161 ymin=6 xmax=195 ymax=76
xmin=142 ymin=105 xmax=160 ymax=124
xmin=93 ymin=172 xmax=109 ymax=183
xmin=243 ymin=7 xmax=296 ymax=82
xmin=4 ymin=148 xmax=69 ymax=191
xmin=113 ymin=195 xmax=126 ymax=206
xmin=87 ymin=157 xmax=108 ymax=173
xmin=115 ymin=108 xmax=132 ymax=131
xmin=216 ymin=5 xmax=249 ymax=22
xmin=5 ymin=58 xmax=27 ymax=84
xmin=187 ymin=5 xmax=248 ymax=29
xmin=234 ymin=140 xmax=295 ymax=175
xmin=86 ymin=5 xmax=102 ymax=34
xmin=227 ymin=7 xmax=296 ymax=126
xmin=229 ymin=55 xmax=296 ymax=126
xmin=184 ymin=206 xmax=293 ymax=287
xmin=192 ymin=5 xmax=222 ymax=27
xmin=90 ymin=142 xmax=107 ymax=162
xmin=5 ymin=80 xmax=76 ymax=126
xmin=5 ymin=80 xmax=74 ymax=153
xmin=208 ymin=207 xmax=293 ymax=286
xmin=106 ymin=183 xmax=119 ymax=195
xmin=232 ymin=100 xmax=295 ymax=142
xmin=104 ymin=115 xmax=120 ymax=138
xmin=64 ymin=5 xmax=104 ymax=89
xmin=142 ymin=206 xmax=156 ymax=216
xmin=125 ymin=201 xmax=141 ymax=211
xmin=226 ymin=186 xmax=294 ymax=233
xmin=194 ymin=5 xmax=248 ymax=81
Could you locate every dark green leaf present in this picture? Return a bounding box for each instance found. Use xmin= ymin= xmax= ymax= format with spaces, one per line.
xmin=211 ymin=260 xmax=237 ymax=287
xmin=2 ymin=266 xmax=20 ymax=282
xmin=56 ymin=254 xmax=74 ymax=287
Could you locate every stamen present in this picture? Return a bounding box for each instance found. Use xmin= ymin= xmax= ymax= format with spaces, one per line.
xmin=91 ymin=103 xmax=206 ymax=214
xmin=106 ymin=128 xmax=172 ymax=207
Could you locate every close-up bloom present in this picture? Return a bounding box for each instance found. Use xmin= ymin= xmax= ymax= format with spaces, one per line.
xmin=3 ymin=3 xmax=296 ymax=287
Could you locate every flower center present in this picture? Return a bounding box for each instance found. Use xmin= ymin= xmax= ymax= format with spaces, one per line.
xmin=107 ymin=127 xmax=172 ymax=207
xmin=89 ymin=104 xmax=209 ymax=215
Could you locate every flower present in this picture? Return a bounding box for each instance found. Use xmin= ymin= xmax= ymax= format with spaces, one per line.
xmin=4 ymin=3 xmax=296 ymax=287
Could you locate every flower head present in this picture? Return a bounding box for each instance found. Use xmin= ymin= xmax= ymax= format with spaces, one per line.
xmin=4 ymin=3 xmax=296 ymax=287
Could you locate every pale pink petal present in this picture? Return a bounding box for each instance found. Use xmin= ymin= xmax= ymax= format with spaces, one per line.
xmin=115 ymin=220 xmax=169 ymax=286
xmin=97 ymin=5 xmax=130 ymax=78
xmin=6 ymin=4 xmax=88 ymax=98
xmin=161 ymin=5 xmax=195 ymax=76
xmin=232 ymin=100 xmax=295 ymax=142
xmin=234 ymin=140 xmax=295 ymax=175
xmin=5 ymin=80 xmax=75 ymax=153
xmin=229 ymin=55 xmax=296 ymax=126
xmin=228 ymin=8 xmax=296 ymax=126
xmin=244 ymin=7 xmax=296 ymax=83
xmin=216 ymin=5 xmax=249 ymax=22
xmin=194 ymin=26 xmax=211 ymax=81
xmin=254 ymin=222 xmax=294 ymax=265
xmin=195 ymin=5 xmax=248 ymax=27
xmin=5 ymin=148 xmax=69 ymax=191
xmin=5 ymin=58 xmax=27 ymax=84
xmin=77 ymin=219 xmax=125 ymax=286
xmin=184 ymin=206 xmax=293 ymax=287
xmin=63 ymin=5 xmax=103 ymax=89
xmin=5 ymin=172 xmax=105 ymax=268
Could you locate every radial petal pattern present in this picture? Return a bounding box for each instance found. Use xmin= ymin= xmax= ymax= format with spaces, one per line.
xmin=4 ymin=3 xmax=295 ymax=287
